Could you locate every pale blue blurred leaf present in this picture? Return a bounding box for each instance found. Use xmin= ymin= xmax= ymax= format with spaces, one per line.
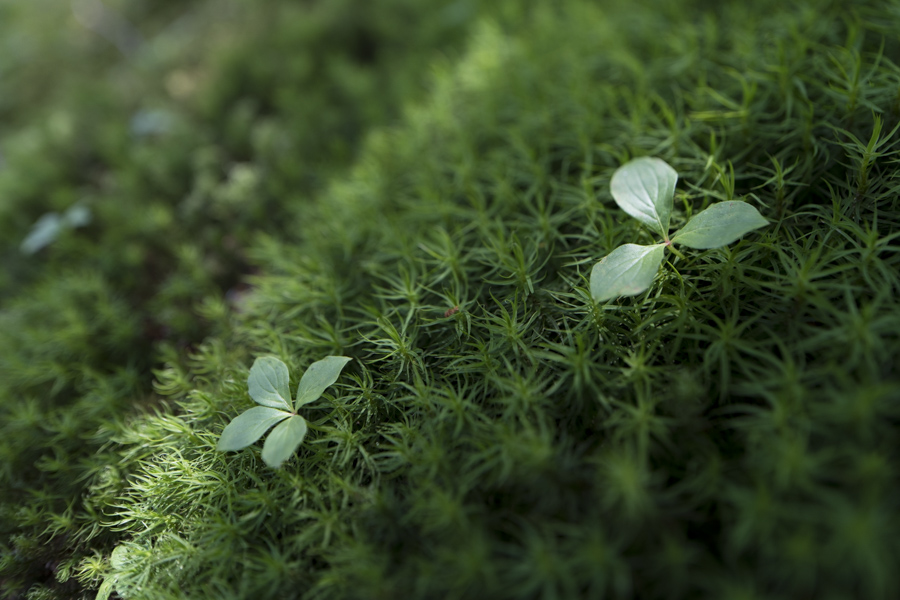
xmin=20 ymin=213 xmax=63 ymax=254
xmin=63 ymin=203 xmax=92 ymax=228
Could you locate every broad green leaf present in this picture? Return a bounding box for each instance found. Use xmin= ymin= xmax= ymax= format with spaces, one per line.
xmin=610 ymin=157 xmax=677 ymax=238
xmin=217 ymin=406 xmax=291 ymax=452
xmin=261 ymin=415 xmax=309 ymax=468
xmin=248 ymin=356 xmax=292 ymax=410
xmin=671 ymin=201 xmax=768 ymax=249
xmin=295 ymin=356 xmax=353 ymax=409
xmin=590 ymin=243 xmax=666 ymax=302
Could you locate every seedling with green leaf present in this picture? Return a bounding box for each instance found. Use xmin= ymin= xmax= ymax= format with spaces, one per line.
xmin=217 ymin=355 xmax=352 ymax=468
xmin=590 ymin=157 xmax=768 ymax=302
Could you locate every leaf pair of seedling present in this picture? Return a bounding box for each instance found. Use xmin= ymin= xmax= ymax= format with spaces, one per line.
xmin=590 ymin=157 xmax=768 ymax=302
xmin=217 ymin=355 xmax=352 ymax=468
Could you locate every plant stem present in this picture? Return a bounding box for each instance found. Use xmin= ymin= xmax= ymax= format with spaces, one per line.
xmin=667 ymin=245 xmax=687 ymax=261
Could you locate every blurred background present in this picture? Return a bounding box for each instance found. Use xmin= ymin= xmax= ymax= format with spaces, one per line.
xmin=0 ymin=0 xmax=478 ymax=334
xmin=0 ymin=1 xmax=481 ymax=595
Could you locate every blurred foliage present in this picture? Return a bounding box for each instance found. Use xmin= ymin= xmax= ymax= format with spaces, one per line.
xmin=0 ymin=0 xmax=477 ymax=597
xmin=2 ymin=0 xmax=900 ymax=599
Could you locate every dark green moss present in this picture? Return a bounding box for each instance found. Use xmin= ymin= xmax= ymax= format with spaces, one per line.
xmin=2 ymin=0 xmax=900 ymax=599
xmin=0 ymin=0 xmax=476 ymax=597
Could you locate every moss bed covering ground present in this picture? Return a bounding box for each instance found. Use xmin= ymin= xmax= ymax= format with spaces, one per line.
xmin=2 ymin=0 xmax=900 ymax=598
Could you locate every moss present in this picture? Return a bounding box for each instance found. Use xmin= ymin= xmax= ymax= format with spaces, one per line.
xmin=0 ymin=0 xmax=477 ymax=597
xmin=3 ymin=0 xmax=900 ymax=598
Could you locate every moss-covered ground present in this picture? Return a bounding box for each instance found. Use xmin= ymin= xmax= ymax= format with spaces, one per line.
xmin=2 ymin=0 xmax=899 ymax=598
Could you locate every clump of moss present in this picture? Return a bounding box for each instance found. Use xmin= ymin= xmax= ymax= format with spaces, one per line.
xmin=92 ymin=0 xmax=900 ymax=599
xmin=3 ymin=0 xmax=900 ymax=598
xmin=0 ymin=0 xmax=478 ymax=597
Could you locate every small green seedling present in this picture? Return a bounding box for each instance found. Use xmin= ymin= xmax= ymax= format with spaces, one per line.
xmin=591 ymin=157 xmax=768 ymax=302
xmin=217 ymin=355 xmax=352 ymax=468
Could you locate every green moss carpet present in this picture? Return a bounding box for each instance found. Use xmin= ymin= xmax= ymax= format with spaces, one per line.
xmin=1 ymin=0 xmax=899 ymax=598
